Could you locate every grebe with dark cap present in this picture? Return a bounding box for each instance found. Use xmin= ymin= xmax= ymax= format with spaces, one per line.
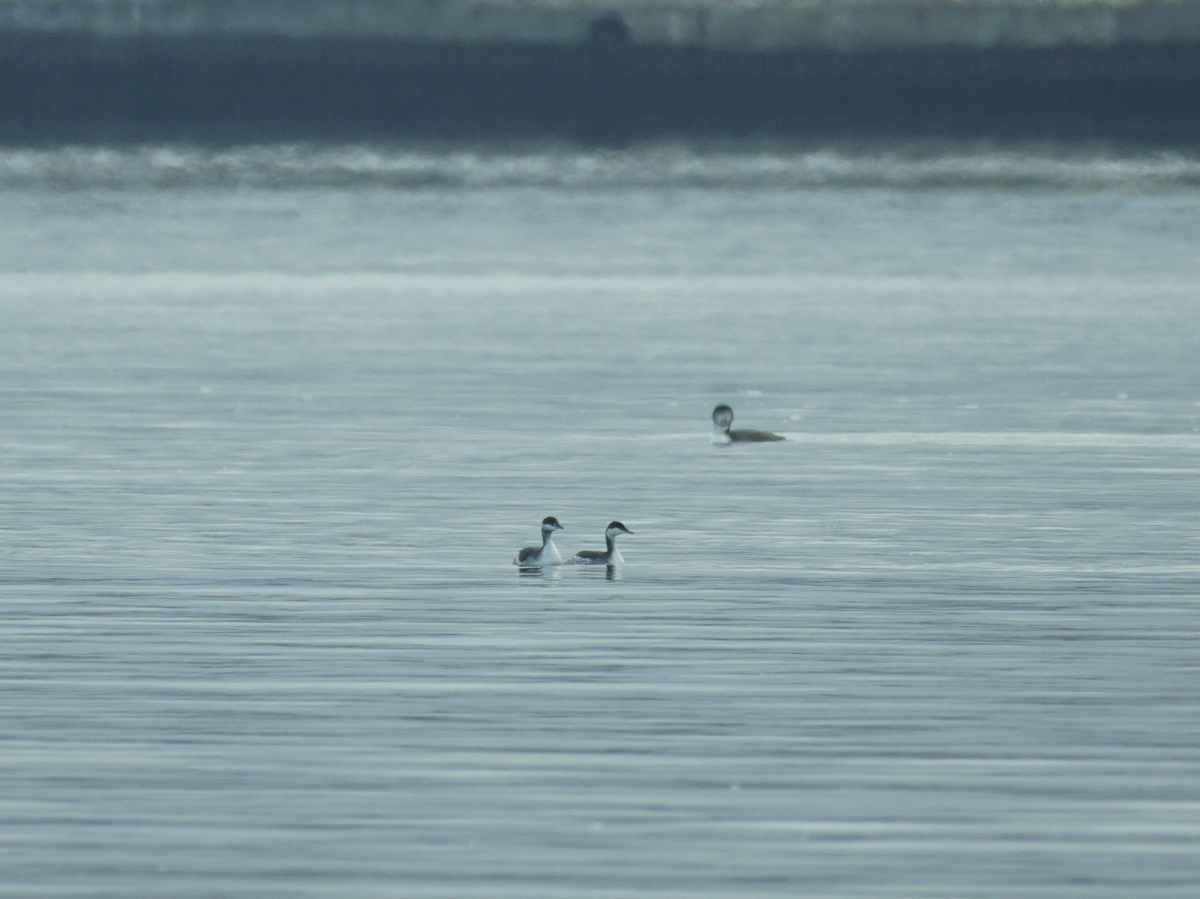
xmin=711 ymin=404 xmax=785 ymax=443
xmin=571 ymin=521 xmax=634 ymax=565
xmin=513 ymin=516 xmax=564 ymax=566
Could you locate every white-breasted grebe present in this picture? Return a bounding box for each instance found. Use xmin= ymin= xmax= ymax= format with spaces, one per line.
xmin=711 ymin=404 xmax=785 ymax=444
xmin=513 ymin=516 xmax=564 ymax=566
xmin=571 ymin=521 xmax=633 ymax=565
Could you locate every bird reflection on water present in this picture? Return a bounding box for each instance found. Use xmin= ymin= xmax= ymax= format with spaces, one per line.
xmin=516 ymin=565 xmax=621 ymax=581
xmin=517 ymin=565 xmax=562 ymax=580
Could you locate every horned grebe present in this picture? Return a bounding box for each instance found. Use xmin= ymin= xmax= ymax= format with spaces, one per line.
xmin=513 ymin=516 xmax=564 ymax=566
xmin=571 ymin=521 xmax=633 ymax=565
xmin=711 ymin=404 xmax=785 ymax=444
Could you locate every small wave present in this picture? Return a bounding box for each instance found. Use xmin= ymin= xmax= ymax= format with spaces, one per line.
xmin=2 ymin=142 xmax=1200 ymax=191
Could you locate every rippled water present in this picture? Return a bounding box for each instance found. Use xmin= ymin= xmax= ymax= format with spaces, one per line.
xmin=2 ymin=144 xmax=1199 ymax=897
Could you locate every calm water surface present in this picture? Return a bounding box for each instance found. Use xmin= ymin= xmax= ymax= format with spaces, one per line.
xmin=1 ymin=145 xmax=1199 ymax=897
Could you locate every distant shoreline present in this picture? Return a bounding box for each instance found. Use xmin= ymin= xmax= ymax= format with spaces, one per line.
xmin=4 ymin=0 xmax=1200 ymax=51
xmin=2 ymin=1 xmax=1198 ymax=143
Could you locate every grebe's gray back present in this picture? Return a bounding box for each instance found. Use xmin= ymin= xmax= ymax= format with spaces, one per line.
xmin=572 ymin=521 xmax=634 ymax=565
xmin=711 ymin=404 xmax=785 ymax=443
xmin=514 ymin=516 xmax=564 ymax=566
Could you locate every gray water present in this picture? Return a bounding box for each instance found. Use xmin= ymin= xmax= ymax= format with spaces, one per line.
xmin=2 ymin=144 xmax=1200 ymax=898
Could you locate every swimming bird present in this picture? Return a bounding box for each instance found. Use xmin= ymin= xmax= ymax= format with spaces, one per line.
xmin=711 ymin=404 xmax=785 ymax=444
xmin=513 ymin=516 xmax=564 ymax=566
xmin=571 ymin=521 xmax=634 ymax=565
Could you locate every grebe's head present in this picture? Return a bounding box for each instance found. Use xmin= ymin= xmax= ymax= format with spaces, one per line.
xmin=712 ymin=405 xmax=734 ymax=429
xmin=541 ymin=516 xmax=564 ymax=533
xmin=606 ymin=521 xmax=633 ymax=538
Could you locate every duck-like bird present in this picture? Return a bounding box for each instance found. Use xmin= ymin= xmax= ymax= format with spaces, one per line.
xmin=571 ymin=521 xmax=634 ymax=565
xmin=513 ymin=516 xmax=564 ymax=566
xmin=711 ymin=404 xmax=785 ymax=444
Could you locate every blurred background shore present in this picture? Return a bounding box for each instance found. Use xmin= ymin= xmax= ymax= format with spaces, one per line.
xmin=2 ymin=0 xmax=1198 ymax=143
